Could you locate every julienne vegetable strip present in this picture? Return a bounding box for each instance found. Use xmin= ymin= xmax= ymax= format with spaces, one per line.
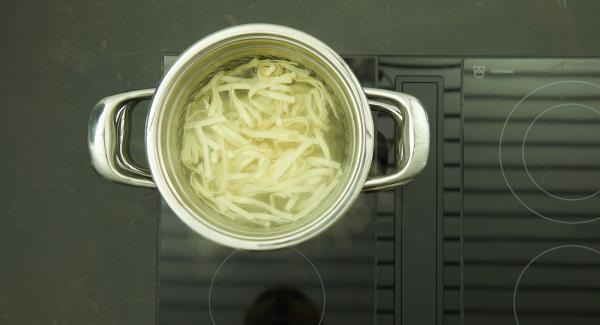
xmin=180 ymin=58 xmax=344 ymax=228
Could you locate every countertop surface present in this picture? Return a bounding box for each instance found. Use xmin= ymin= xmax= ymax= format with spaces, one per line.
xmin=1 ymin=0 xmax=600 ymax=323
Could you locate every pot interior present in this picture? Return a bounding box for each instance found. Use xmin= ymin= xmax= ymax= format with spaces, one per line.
xmin=150 ymin=31 xmax=372 ymax=245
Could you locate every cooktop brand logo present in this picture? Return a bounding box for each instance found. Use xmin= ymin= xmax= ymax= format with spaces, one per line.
xmin=473 ymin=66 xmax=486 ymax=79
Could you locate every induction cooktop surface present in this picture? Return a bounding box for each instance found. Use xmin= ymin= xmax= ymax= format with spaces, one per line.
xmin=157 ymin=56 xmax=600 ymax=325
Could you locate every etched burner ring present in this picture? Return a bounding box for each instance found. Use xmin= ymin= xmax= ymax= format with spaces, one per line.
xmin=209 ymin=248 xmax=325 ymax=325
xmin=500 ymin=80 xmax=600 ymax=224
xmin=513 ymin=245 xmax=600 ymax=325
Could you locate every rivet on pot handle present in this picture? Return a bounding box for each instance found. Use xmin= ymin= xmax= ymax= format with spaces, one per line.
xmin=88 ymin=89 xmax=156 ymax=187
xmin=362 ymin=88 xmax=430 ymax=191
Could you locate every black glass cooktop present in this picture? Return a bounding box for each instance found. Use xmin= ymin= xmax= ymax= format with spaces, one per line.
xmin=158 ymin=56 xmax=600 ymax=325
xmin=462 ymin=59 xmax=600 ymax=325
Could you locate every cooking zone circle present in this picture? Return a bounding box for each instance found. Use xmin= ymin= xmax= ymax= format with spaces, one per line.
xmin=208 ymin=248 xmax=325 ymax=325
xmin=522 ymin=103 xmax=600 ymax=201
xmin=499 ymin=80 xmax=600 ymax=224
xmin=513 ymin=245 xmax=600 ymax=325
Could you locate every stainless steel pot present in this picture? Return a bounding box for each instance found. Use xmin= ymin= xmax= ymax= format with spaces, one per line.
xmin=88 ymin=24 xmax=429 ymax=250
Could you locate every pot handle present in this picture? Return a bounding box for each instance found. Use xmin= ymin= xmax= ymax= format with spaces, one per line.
xmin=88 ymin=89 xmax=157 ymax=188
xmin=362 ymin=88 xmax=430 ymax=191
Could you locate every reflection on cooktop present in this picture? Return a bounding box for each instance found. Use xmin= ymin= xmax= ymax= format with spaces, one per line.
xmin=207 ymin=249 xmax=324 ymax=325
xmin=244 ymin=286 xmax=321 ymax=325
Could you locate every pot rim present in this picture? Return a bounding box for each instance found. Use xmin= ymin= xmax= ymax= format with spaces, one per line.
xmin=146 ymin=24 xmax=373 ymax=250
